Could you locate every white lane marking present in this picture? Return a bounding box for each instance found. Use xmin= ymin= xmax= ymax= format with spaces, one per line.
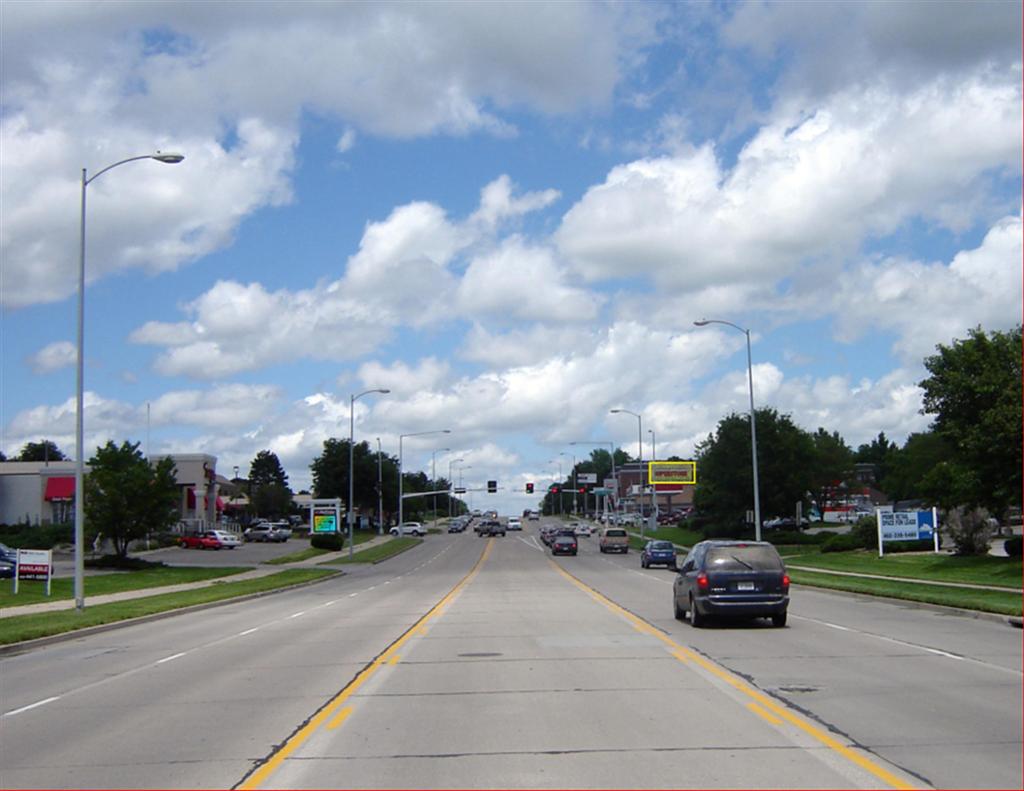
xmin=323 ymin=600 xmax=337 ymax=606
xmin=629 ymin=569 xmax=672 ymax=585
xmin=156 ymin=652 xmax=187 ymax=664
xmin=288 ymin=611 xmax=306 ymax=619
xmin=789 ymin=614 xmax=1021 ymax=676
xmin=366 ymin=585 xmax=376 ymax=591
xmin=238 ymin=628 xmax=260 ymax=636
xmin=349 ymin=593 xmax=359 ymax=597
xmin=384 ymin=580 xmax=391 ymax=585
xmin=4 ymin=696 xmax=60 ymax=717
xmin=517 ymin=535 xmax=543 ymax=552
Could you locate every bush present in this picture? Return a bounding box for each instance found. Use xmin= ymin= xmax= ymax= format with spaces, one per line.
xmin=311 ymin=533 xmax=345 ymax=552
xmin=765 ymin=530 xmax=827 ymax=546
xmin=0 ymin=522 xmax=74 ymax=549
xmin=945 ymin=507 xmax=994 ymax=556
xmin=821 ymin=534 xmax=863 ymax=553
xmin=850 ymin=517 xmax=879 ymax=550
xmin=1004 ymin=536 xmax=1022 ymax=557
xmin=85 ymin=555 xmax=166 ymax=570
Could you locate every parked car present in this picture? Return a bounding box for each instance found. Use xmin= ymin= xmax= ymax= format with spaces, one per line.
xmin=0 ymin=541 xmax=16 ymax=578
xmin=551 ymin=534 xmax=578 ymax=555
xmin=180 ymin=531 xmax=223 ymax=550
xmin=673 ymin=540 xmax=790 ymax=628
xmin=641 ymin=540 xmax=677 ymax=569
xmin=210 ymin=529 xmax=242 ymax=549
xmin=391 ymin=522 xmax=426 ymax=537
xmin=244 ymin=524 xmax=288 ymax=542
xmin=599 ymin=527 xmax=629 ymax=553
xmin=763 ymin=516 xmax=810 ymax=530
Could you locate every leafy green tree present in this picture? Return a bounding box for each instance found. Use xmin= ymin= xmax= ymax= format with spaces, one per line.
xmin=247 ymin=450 xmax=291 ymax=518
xmin=881 ymin=431 xmax=954 ymax=503
xmin=854 ymin=432 xmax=897 ymax=483
xmin=17 ymin=440 xmax=67 ymax=462
xmin=311 ymin=439 xmax=400 ymax=523
xmin=84 ymin=441 xmax=179 ymax=558
xmin=249 ymin=450 xmax=289 ymax=489
xmin=693 ymin=408 xmax=816 ymax=530
xmin=809 ymin=429 xmax=854 ymax=513
xmin=919 ymin=325 xmax=1022 ymax=517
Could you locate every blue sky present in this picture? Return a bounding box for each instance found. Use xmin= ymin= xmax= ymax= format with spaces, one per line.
xmin=2 ymin=1 xmax=1021 ymax=517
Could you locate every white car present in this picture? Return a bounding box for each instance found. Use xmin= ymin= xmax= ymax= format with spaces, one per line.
xmin=573 ymin=523 xmax=592 ymax=537
xmin=507 ymin=518 xmax=522 ymax=530
xmin=210 ymin=529 xmax=242 ymax=549
xmin=390 ymin=522 xmax=426 ymax=537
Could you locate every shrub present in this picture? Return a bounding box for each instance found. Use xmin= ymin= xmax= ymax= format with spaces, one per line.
xmin=850 ymin=517 xmax=879 ymax=550
xmin=85 ymin=555 xmax=166 ymax=570
xmin=1004 ymin=536 xmax=1022 ymax=557
xmin=765 ymin=530 xmax=827 ymax=546
xmin=0 ymin=522 xmax=74 ymax=549
xmin=311 ymin=533 xmax=345 ymax=552
xmin=945 ymin=507 xmax=994 ymax=556
xmin=821 ymin=534 xmax=863 ymax=553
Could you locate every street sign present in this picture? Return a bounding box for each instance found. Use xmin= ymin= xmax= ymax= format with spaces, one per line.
xmin=592 ymin=487 xmax=612 ymax=495
xmin=577 ymin=473 xmax=597 ymax=484
xmin=453 ymin=487 xmax=466 ymax=494
xmin=877 ymin=509 xmax=939 ymax=556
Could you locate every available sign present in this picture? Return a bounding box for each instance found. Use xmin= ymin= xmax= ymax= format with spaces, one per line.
xmin=877 ymin=509 xmax=939 ymax=557
xmin=14 ymin=548 xmax=53 ymax=596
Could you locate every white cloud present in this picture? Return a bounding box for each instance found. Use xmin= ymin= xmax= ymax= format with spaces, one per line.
xmin=336 ymin=128 xmax=357 ymax=153
xmin=556 ymin=76 xmax=1021 ymax=290
xmin=28 ymin=341 xmax=76 ymax=373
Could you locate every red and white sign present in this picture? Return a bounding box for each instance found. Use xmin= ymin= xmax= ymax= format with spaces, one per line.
xmin=14 ymin=548 xmax=53 ymax=596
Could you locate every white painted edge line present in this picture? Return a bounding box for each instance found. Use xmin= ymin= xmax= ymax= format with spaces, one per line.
xmin=4 ymin=696 xmax=60 ymax=717
xmin=288 ymin=611 xmax=306 ymax=619
xmin=238 ymin=627 xmax=260 ymax=636
xmin=156 ymin=652 xmax=187 ymax=664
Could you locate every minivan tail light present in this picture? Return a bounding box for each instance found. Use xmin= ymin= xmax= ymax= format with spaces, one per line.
xmin=697 ymin=573 xmax=709 ymax=589
xmin=782 ymin=574 xmax=790 ymax=589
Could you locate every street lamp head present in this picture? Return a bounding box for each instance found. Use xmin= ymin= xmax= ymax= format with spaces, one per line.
xmin=376 ymin=389 xmax=391 ymax=394
xmin=152 ymin=152 xmax=185 ymax=164
xmin=693 ymin=319 xmax=709 ymax=326
xmin=609 ymin=409 xmax=622 ymax=414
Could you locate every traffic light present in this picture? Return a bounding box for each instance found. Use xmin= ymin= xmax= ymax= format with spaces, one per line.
xmin=550 ymin=485 xmax=560 ymax=494
xmin=487 ymin=480 xmax=497 ymax=493
xmin=526 ymin=482 xmax=534 ymax=493
xmin=578 ymin=487 xmax=586 ymax=494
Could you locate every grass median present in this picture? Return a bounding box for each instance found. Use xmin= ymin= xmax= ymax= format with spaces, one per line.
xmin=789 ymin=568 xmax=1022 ymax=616
xmin=0 ymin=568 xmax=339 ymax=646
xmin=783 ymin=550 xmax=1022 ymax=588
xmin=320 ymin=536 xmax=422 ymax=565
xmin=0 ymin=566 xmax=250 ymax=608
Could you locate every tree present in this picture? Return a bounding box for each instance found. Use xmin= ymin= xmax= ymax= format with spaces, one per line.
xmin=881 ymin=431 xmax=955 ymax=504
xmin=693 ymin=408 xmax=816 ymax=530
xmin=809 ymin=429 xmax=854 ymax=513
xmin=17 ymin=440 xmax=67 ymax=462
xmin=248 ymin=450 xmax=291 ymax=519
xmin=84 ymin=441 xmax=179 ymax=558
xmin=919 ymin=325 xmax=1023 ymax=517
xmin=311 ymin=439 xmax=399 ymax=523
xmin=854 ymin=432 xmax=897 ymax=484
xmin=249 ymin=450 xmax=289 ymax=489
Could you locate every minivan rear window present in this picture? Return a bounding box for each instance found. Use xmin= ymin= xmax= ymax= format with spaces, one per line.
xmin=706 ymin=545 xmax=783 ymax=571
xmin=605 ymin=529 xmax=627 ymax=537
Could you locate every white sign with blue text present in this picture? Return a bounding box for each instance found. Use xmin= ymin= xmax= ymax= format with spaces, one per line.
xmin=877 ymin=508 xmax=939 ymax=557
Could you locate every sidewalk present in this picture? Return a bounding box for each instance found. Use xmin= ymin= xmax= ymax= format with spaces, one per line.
xmin=1 ymin=533 xmax=394 ymax=619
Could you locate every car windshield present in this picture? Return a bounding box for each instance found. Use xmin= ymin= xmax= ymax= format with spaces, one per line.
xmin=706 ymin=545 xmax=783 ymax=571
xmin=605 ymin=529 xmax=626 ymax=537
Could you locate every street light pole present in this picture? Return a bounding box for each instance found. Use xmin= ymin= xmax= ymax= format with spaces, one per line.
xmin=649 ymin=429 xmax=656 ymax=461
xmin=376 ymin=438 xmax=383 ymax=535
xmin=349 ymin=389 xmax=390 ymax=557
xmin=398 ymin=429 xmax=451 ymax=528
xmin=610 ymin=408 xmax=645 ymax=535
xmin=695 ymin=318 xmax=762 ymax=541
xmin=74 ymin=151 xmax=184 ymax=612
xmin=447 ymin=458 xmax=464 ymax=519
xmin=431 ymin=448 xmax=450 ymax=526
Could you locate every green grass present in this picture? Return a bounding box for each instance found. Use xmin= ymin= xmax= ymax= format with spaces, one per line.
xmin=0 ymin=569 xmax=339 ymax=646
xmin=789 ymin=569 xmax=1022 ymax=616
xmin=321 ymin=536 xmax=422 ymax=565
xmin=784 ymin=550 xmax=1022 ymax=588
xmin=0 ymin=566 xmax=249 ymax=608
xmin=644 ymin=525 xmax=703 ymax=547
xmin=263 ymin=547 xmax=331 ymax=564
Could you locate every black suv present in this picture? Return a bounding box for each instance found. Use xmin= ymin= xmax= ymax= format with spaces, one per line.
xmin=673 ymin=540 xmax=789 ymax=627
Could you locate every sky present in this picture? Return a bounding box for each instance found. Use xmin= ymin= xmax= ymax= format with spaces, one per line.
xmin=1 ymin=0 xmax=1021 ymax=518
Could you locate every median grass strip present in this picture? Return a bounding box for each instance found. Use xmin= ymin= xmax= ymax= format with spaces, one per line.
xmin=784 ymin=550 xmax=1022 ymax=588
xmin=320 ymin=536 xmax=422 ymax=565
xmin=0 ymin=568 xmax=339 ymax=646
xmin=0 ymin=566 xmax=249 ymax=608
xmin=263 ymin=547 xmax=331 ymax=565
xmin=789 ymin=568 xmax=1022 ymax=616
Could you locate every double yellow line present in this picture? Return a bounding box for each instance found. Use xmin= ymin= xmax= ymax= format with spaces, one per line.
xmin=549 ymin=560 xmax=920 ymax=791
xmin=237 ymin=540 xmax=494 ymax=790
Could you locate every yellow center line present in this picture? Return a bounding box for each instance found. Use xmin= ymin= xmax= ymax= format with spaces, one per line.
xmin=747 ymin=701 xmax=784 ymax=726
xmin=326 ymin=706 xmax=354 ymax=730
xmin=237 ymin=539 xmax=494 ymax=790
xmin=548 ymin=559 xmax=920 ymax=791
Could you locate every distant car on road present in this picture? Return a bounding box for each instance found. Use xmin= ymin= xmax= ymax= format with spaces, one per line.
xmin=180 ymin=532 xmax=224 ymax=550
xmin=673 ymin=540 xmax=790 ymax=628
xmin=507 ymin=518 xmax=522 ymax=530
xmin=551 ymin=534 xmax=578 ymax=555
xmin=391 ymin=522 xmax=426 ymax=537
xmin=641 ymin=540 xmax=677 ymax=569
xmin=476 ymin=520 xmax=505 ymax=537
xmin=573 ymin=523 xmax=592 ymax=537
xmin=599 ymin=527 xmax=629 ymax=553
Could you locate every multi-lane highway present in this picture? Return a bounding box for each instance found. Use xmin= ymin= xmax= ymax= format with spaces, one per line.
xmin=2 ymin=522 xmax=1020 ymax=789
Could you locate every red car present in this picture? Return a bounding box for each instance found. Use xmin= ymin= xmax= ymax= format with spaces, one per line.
xmin=179 ymin=532 xmax=223 ymax=550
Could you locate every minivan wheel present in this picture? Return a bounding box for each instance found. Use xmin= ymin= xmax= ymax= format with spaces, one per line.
xmin=772 ymin=611 xmax=787 ymax=628
xmin=673 ymin=596 xmax=684 ymax=621
xmin=689 ymin=595 xmax=703 ymax=628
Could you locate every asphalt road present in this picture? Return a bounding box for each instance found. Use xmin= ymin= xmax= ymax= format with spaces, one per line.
xmin=2 ymin=523 xmax=1020 ymax=790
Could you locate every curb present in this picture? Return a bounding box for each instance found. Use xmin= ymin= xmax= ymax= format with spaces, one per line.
xmin=0 ymin=570 xmax=344 ymax=657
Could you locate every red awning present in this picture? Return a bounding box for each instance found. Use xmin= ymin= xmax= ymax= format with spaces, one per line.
xmin=215 ymin=496 xmax=224 ymax=511
xmin=187 ymin=488 xmax=197 ymax=508
xmin=44 ymin=477 xmax=76 ymax=501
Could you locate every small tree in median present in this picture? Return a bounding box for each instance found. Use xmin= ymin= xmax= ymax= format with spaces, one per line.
xmin=85 ymin=441 xmax=180 ymax=558
xmin=944 ymin=506 xmax=994 ymax=557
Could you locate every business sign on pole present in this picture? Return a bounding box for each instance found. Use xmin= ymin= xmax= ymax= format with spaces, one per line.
xmin=877 ymin=509 xmax=939 ymax=557
xmin=14 ymin=548 xmax=53 ymax=596
xmin=313 ymin=509 xmax=338 ymax=533
xmin=577 ymin=473 xmax=597 ymax=485
xmin=648 ymin=461 xmax=696 ymax=491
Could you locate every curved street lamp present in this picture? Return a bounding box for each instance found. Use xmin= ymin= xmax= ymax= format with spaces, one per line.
xmin=75 ymin=152 xmax=184 ymax=611
xmin=398 ymin=429 xmax=451 ymax=526
xmin=349 ymin=389 xmax=389 ymax=556
xmin=694 ymin=318 xmax=762 ymax=541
